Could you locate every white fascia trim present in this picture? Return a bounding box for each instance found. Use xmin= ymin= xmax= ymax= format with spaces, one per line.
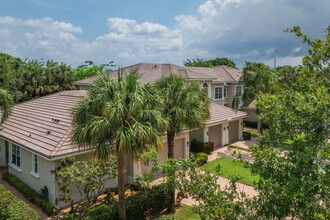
xmin=205 ymin=115 xmax=248 ymax=127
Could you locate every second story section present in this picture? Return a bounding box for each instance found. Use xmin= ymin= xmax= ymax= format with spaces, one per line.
xmin=74 ymin=63 xmax=243 ymax=108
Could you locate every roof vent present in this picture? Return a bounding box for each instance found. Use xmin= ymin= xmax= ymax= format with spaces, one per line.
xmin=52 ymin=118 xmax=60 ymax=124
xmin=46 ymin=131 xmax=51 ymax=135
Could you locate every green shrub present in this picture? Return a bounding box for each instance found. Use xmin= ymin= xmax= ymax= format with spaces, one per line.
xmin=194 ymin=152 xmax=208 ymax=166
xmin=0 ymin=184 xmax=40 ymax=220
xmin=243 ymin=131 xmax=252 ymax=140
xmin=130 ymin=181 xmax=142 ymax=191
xmin=190 ymin=139 xmax=204 ymax=153
xmin=2 ymin=172 xmax=58 ymax=216
xmin=82 ymin=184 xmax=169 ymax=220
xmin=203 ymin=142 xmax=214 ymax=154
xmin=243 ymin=120 xmax=258 ymax=129
xmin=63 ymin=213 xmax=78 ymax=220
xmin=191 ymin=139 xmax=215 ymax=154
xmin=105 ymin=187 xmax=118 ymax=195
xmin=81 ymin=203 xmax=115 ymax=220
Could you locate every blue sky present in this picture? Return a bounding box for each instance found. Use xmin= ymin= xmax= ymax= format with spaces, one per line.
xmin=0 ymin=0 xmax=329 ymax=68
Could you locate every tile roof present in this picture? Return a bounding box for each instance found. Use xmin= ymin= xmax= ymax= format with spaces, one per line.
xmin=206 ymin=103 xmax=248 ymax=126
xmin=74 ymin=63 xmax=242 ymax=86
xmin=0 ymin=90 xmax=88 ymax=159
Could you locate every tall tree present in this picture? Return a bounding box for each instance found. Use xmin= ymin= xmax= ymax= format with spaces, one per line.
xmin=239 ymin=62 xmax=277 ymax=132
xmin=183 ymin=57 xmax=237 ymax=68
xmin=71 ymin=71 xmax=165 ymax=220
xmin=155 ymin=74 xmax=210 ymax=212
xmin=0 ymin=88 xmax=14 ymax=124
xmin=251 ymin=26 xmax=329 ymax=219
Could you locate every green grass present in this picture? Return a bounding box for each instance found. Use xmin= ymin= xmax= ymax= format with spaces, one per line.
xmin=227 ymin=145 xmax=250 ymax=152
xmin=174 ymin=205 xmax=200 ymax=220
xmin=202 ymin=157 xmax=259 ymax=187
xmin=245 ymin=129 xmax=258 ymax=137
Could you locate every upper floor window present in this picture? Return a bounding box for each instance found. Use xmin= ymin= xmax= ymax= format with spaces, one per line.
xmin=203 ymin=83 xmax=208 ymax=90
xmin=214 ymin=86 xmax=223 ymax=100
xmin=224 ymin=88 xmax=227 ymax=98
xmin=235 ymin=86 xmax=242 ymax=97
xmin=12 ymin=144 xmax=21 ymax=168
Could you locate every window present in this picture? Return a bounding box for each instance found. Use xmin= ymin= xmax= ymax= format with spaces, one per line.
xmin=32 ymin=154 xmax=38 ymax=174
xmin=11 ymin=144 xmax=20 ymax=168
xmin=214 ymin=86 xmax=223 ymax=100
xmin=235 ymin=86 xmax=242 ymax=97
xmin=224 ymin=88 xmax=227 ymax=98
xmin=203 ymin=83 xmax=208 ymax=89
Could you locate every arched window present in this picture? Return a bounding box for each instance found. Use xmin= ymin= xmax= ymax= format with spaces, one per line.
xmin=203 ymin=83 xmax=208 ymax=89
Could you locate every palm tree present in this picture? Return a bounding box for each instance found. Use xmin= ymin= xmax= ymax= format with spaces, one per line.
xmin=239 ymin=62 xmax=278 ymax=132
xmin=155 ymin=74 xmax=210 ymax=212
xmin=71 ymin=71 xmax=165 ymax=220
xmin=0 ymin=88 xmax=14 ymax=124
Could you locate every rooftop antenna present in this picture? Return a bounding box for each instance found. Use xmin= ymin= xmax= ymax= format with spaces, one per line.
xmin=274 ymin=43 xmax=277 ymax=69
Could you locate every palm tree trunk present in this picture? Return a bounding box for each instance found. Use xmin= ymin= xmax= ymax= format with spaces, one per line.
xmin=117 ymin=151 xmax=126 ymax=220
xmin=167 ymin=128 xmax=176 ymax=213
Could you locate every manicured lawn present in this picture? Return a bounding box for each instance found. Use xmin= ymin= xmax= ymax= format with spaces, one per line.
xmin=227 ymin=145 xmax=250 ymax=152
xmin=174 ymin=205 xmax=200 ymax=220
xmin=202 ymin=157 xmax=259 ymax=187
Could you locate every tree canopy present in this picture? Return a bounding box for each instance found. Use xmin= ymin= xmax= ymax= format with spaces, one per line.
xmin=183 ymin=57 xmax=237 ymax=68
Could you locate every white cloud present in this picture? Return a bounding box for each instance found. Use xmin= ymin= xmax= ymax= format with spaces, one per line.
xmin=292 ymin=47 xmax=301 ymax=53
xmin=261 ymin=55 xmax=302 ymax=67
xmin=0 ymin=0 xmax=328 ymax=68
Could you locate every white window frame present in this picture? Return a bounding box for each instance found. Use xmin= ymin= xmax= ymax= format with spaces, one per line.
xmin=214 ymin=86 xmax=224 ymax=100
xmin=235 ymin=85 xmax=243 ymax=97
xmin=224 ymin=87 xmax=227 ymax=98
xmin=10 ymin=144 xmax=21 ymax=172
xmin=30 ymin=153 xmax=39 ymax=178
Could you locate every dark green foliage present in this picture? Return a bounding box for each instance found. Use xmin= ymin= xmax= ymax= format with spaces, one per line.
xmin=0 ymin=184 xmax=40 ymax=220
xmin=243 ymin=120 xmax=258 ymax=129
xmin=183 ymin=57 xmax=237 ymax=68
xmin=0 ymin=53 xmax=77 ymax=103
xmin=203 ymin=142 xmax=214 ymax=154
xmin=190 ymin=139 xmax=204 ymax=153
xmin=194 ymin=152 xmax=208 ymax=167
xmin=81 ymin=203 xmax=115 ymax=220
xmin=105 ymin=187 xmax=118 ymax=195
xmin=130 ymin=182 xmax=142 ymax=191
xmin=2 ymin=172 xmax=58 ymax=216
xmin=74 ymin=60 xmax=115 ymax=80
xmin=190 ymin=139 xmax=214 ymax=154
xmin=243 ymin=131 xmax=252 ymax=140
xmin=62 ymin=213 xmax=78 ymax=220
xmin=82 ymin=184 xmax=169 ymax=220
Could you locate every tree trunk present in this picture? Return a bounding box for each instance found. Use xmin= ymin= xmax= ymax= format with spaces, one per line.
xmin=117 ymin=151 xmax=126 ymax=220
xmin=257 ymin=118 xmax=261 ymax=133
xmin=167 ymin=128 xmax=176 ymax=213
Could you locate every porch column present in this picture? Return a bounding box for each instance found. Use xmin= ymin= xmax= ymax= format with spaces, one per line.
xmin=221 ymin=122 xmax=229 ymax=146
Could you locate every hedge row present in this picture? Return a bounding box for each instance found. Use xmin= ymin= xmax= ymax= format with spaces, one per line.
xmin=2 ymin=172 xmax=58 ymax=216
xmin=190 ymin=140 xmax=214 ymax=154
xmin=0 ymin=184 xmax=40 ymax=220
xmin=81 ymin=184 xmax=169 ymax=220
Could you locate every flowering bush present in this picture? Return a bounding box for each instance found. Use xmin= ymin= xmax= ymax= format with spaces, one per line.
xmin=54 ymin=155 xmax=117 ymax=212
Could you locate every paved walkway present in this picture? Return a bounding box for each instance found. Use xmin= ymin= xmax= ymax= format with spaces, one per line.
xmin=0 ymin=167 xmax=50 ymax=220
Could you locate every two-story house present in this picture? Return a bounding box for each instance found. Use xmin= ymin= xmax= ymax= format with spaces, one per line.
xmin=0 ymin=62 xmax=247 ymax=208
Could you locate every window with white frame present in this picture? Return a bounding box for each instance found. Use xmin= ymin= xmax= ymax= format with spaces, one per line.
xmin=32 ymin=154 xmax=38 ymax=174
xmin=235 ymin=86 xmax=242 ymax=97
xmin=11 ymin=144 xmax=21 ymax=168
xmin=214 ymin=86 xmax=223 ymax=100
xmin=224 ymin=88 xmax=227 ymax=98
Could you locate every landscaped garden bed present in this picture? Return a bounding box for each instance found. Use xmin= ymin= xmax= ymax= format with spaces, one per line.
xmin=0 ymin=184 xmax=40 ymax=220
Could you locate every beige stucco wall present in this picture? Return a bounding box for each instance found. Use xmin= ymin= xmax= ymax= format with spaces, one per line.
xmin=135 ymin=131 xmax=190 ymax=177
xmin=0 ymin=139 xmax=7 ymax=166
xmin=189 ymin=128 xmax=203 ymax=143
xmin=7 ymin=142 xmax=57 ymax=206
xmin=242 ymin=108 xmax=258 ymax=122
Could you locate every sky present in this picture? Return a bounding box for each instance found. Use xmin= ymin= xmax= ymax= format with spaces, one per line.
xmin=0 ymin=0 xmax=329 ymax=69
